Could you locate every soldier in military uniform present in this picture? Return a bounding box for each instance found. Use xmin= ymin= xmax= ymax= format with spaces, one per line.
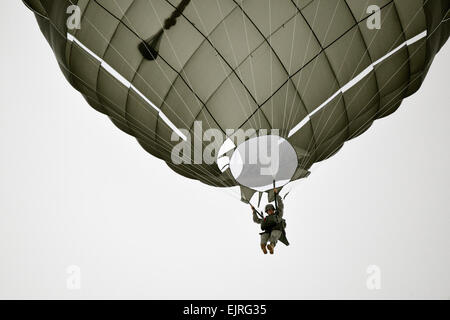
xmin=251 ymin=189 xmax=289 ymax=254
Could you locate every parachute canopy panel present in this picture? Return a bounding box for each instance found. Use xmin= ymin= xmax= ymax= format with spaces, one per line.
xmin=23 ymin=0 xmax=449 ymax=193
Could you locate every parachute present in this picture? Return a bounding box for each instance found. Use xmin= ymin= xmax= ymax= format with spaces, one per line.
xmin=24 ymin=0 xmax=449 ymax=202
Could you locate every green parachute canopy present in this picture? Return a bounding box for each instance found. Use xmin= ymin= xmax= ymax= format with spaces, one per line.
xmin=24 ymin=0 xmax=449 ymax=200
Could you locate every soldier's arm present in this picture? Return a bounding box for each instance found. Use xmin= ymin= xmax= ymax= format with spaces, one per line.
xmin=276 ymin=194 xmax=284 ymax=218
xmin=251 ymin=206 xmax=263 ymax=224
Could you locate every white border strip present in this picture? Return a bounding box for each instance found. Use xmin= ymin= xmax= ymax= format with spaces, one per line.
xmin=67 ymin=33 xmax=187 ymax=141
xmin=288 ymin=30 xmax=428 ymax=138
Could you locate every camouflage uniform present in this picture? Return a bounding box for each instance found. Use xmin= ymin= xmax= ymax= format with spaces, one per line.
xmin=253 ymin=194 xmax=288 ymax=247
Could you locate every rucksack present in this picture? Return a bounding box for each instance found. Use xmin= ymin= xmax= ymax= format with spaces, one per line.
xmin=261 ymin=214 xmax=281 ymax=232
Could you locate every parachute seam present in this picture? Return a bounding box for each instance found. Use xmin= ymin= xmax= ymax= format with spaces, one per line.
xmin=235 ymin=0 xmax=394 ymax=134
xmin=107 ymin=1 xmax=153 ymax=141
xmin=66 ymin=0 xmax=88 ymax=103
xmin=231 ymin=0 xmax=306 ymax=132
xmin=390 ymin=1 xmax=411 ymax=101
xmin=298 ymin=0 xmax=316 ymax=11
xmin=231 ymin=0 xmax=317 ymax=142
xmin=312 ymin=27 xmax=430 ymax=162
xmin=158 ymin=3 xmax=239 ymax=109
xmin=296 ymin=1 xmax=350 ymax=149
xmin=287 ymin=29 xmax=428 ymax=138
xmin=67 ymin=1 xmax=105 ymax=115
xmin=124 ymin=56 xmax=158 ymax=142
xmin=285 ymin=0 xmax=320 ymax=143
xmin=183 ymin=8 xmax=320 ymax=111
xmin=92 ymin=0 xmax=227 ymax=139
xmin=22 ymin=0 xmax=49 ymax=20
xmin=199 ymin=11 xmax=300 ymax=112
xmin=67 ymin=32 xmax=190 ymax=141
xmin=91 ymin=0 xmax=181 ymax=142
xmin=71 ymin=6 xmax=235 ymax=186
xmin=93 ymin=0 xmax=134 ymax=125
xmin=58 ymin=52 xmax=232 ymax=188
xmin=28 ymin=1 xmax=237 ymax=189
xmin=143 ymin=0 xmax=228 ymax=139
xmin=421 ymin=0 xmax=431 ymax=84
xmin=342 ymin=0 xmax=382 ymax=133
xmin=161 ymin=0 xmax=268 ymax=133
xmin=307 ymin=3 xmax=432 ymax=162
xmin=295 ymin=0 xmax=356 ymax=163
xmin=162 ymin=0 xmax=271 ymax=132
xmin=314 ymin=69 xmax=425 ymax=163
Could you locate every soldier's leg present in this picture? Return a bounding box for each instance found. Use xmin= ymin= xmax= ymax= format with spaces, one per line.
xmin=269 ymin=230 xmax=282 ymax=247
xmin=266 ymin=230 xmax=281 ymax=254
xmin=260 ymin=233 xmax=270 ymax=254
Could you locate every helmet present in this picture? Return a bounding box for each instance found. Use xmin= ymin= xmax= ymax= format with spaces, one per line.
xmin=265 ymin=204 xmax=275 ymax=213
